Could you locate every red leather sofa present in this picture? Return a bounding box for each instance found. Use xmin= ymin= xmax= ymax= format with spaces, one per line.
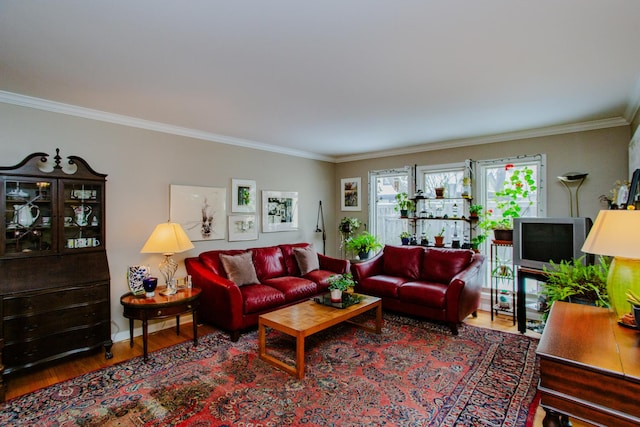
xmin=351 ymin=245 xmax=485 ymax=334
xmin=185 ymin=243 xmax=350 ymax=340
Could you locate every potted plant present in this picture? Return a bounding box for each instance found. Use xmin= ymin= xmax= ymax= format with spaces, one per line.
xmin=327 ymin=272 xmax=356 ymax=302
xmin=469 ymin=234 xmax=486 ymax=252
xmin=394 ymin=192 xmax=415 ymax=217
xmin=433 ymin=227 xmax=445 ymax=247
xmin=346 ymin=231 xmax=382 ymax=260
xmin=625 ymin=290 xmax=640 ymax=328
xmin=400 ymin=231 xmax=411 ymax=245
xmin=540 ymin=256 xmax=610 ymax=320
xmin=469 ymin=204 xmax=483 ymax=219
xmin=339 ymin=217 xmax=361 ymax=236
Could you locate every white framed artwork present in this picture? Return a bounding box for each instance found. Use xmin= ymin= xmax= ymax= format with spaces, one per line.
xmin=262 ymin=190 xmax=299 ymax=232
xmin=170 ymin=184 xmax=226 ymax=241
xmin=341 ymin=177 xmax=361 ymax=211
xmin=228 ymin=214 xmax=258 ymax=241
xmin=231 ymin=179 xmax=257 ymax=213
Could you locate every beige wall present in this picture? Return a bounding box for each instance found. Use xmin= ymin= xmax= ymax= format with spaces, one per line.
xmin=0 ymin=103 xmax=336 ymax=341
xmin=335 ymin=126 xmax=631 ymax=249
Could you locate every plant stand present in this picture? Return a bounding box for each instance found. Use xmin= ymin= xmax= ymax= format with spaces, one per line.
xmin=490 ymin=242 xmax=515 ymax=324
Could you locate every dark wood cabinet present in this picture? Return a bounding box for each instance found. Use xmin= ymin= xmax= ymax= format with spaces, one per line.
xmin=0 ymin=149 xmax=112 ymax=401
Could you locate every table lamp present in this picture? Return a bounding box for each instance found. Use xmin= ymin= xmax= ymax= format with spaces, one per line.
xmin=141 ymin=221 xmax=194 ymax=295
xmin=581 ymin=210 xmax=640 ymax=323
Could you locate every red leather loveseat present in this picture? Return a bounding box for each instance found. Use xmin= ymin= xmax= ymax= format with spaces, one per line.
xmin=351 ymin=245 xmax=485 ymax=334
xmin=185 ymin=243 xmax=349 ymax=340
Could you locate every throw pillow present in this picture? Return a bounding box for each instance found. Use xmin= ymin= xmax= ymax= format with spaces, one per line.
xmin=219 ymin=251 xmax=259 ymax=286
xmin=293 ymin=245 xmax=320 ymax=275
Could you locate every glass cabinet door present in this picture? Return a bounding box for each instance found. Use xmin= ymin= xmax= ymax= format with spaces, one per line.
xmin=3 ymin=178 xmax=55 ymax=256
xmin=61 ymin=180 xmax=104 ymax=251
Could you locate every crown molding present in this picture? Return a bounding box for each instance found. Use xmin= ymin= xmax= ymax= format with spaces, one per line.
xmin=0 ymin=91 xmax=334 ymax=163
xmin=335 ymin=117 xmax=630 ymax=163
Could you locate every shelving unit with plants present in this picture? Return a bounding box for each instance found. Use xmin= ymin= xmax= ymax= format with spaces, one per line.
xmin=400 ymin=193 xmax=477 ymax=249
xmin=490 ymin=242 xmax=515 ymax=324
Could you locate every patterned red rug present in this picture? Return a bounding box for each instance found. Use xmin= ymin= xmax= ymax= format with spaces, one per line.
xmin=0 ymin=313 xmax=539 ymax=426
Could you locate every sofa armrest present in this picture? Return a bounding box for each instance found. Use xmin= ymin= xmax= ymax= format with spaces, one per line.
xmin=444 ymin=254 xmax=486 ymax=322
xmin=184 ymin=257 xmax=244 ymax=332
xmin=318 ymin=253 xmax=350 ymax=274
xmin=351 ymin=251 xmax=384 ymax=283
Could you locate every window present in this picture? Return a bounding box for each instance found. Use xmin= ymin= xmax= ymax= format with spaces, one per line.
xmin=368 ymin=168 xmax=411 ymax=246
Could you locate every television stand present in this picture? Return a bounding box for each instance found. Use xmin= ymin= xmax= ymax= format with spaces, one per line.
xmin=516 ymin=266 xmax=547 ymax=333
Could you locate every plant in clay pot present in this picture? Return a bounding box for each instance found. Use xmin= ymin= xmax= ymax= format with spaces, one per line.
xmin=433 ymin=227 xmax=445 ymax=247
xmin=469 ymin=204 xmax=483 ymax=219
xmin=346 ymin=231 xmax=382 ymax=260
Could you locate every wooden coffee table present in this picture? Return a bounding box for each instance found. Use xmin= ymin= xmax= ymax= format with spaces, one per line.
xmin=258 ymin=294 xmax=382 ymax=379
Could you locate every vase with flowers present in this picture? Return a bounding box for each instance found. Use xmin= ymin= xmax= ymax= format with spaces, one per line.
xmin=478 ymin=164 xmax=537 ymax=242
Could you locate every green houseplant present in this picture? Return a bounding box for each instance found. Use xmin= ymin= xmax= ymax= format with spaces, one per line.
xmin=541 ymin=256 xmax=610 ymax=320
xmin=400 ymin=231 xmax=411 ymax=245
xmin=394 ymin=192 xmax=415 ymax=217
xmin=346 ymin=231 xmax=382 ymax=260
xmin=469 ymin=204 xmax=483 ymax=218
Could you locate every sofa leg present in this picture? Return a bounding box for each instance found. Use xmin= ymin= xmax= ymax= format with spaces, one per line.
xmin=472 ymin=310 xmax=478 ymax=318
xmin=229 ymin=331 xmax=241 ymax=342
xmin=449 ymin=323 xmax=459 ymax=335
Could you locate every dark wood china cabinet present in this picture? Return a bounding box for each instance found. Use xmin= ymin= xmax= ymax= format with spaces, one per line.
xmin=0 ymin=149 xmax=112 ymax=400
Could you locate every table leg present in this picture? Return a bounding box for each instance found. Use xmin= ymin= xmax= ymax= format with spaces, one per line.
xmin=192 ymin=309 xmax=198 ymax=346
xmin=375 ymin=302 xmax=383 ymax=334
xmin=296 ymin=333 xmax=305 ymax=379
xmin=142 ymin=319 xmax=148 ymax=362
xmin=258 ymin=320 xmax=266 ymax=358
xmin=542 ymin=408 xmax=566 ymax=427
xmin=176 ymin=315 xmax=180 ymax=336
xmin=129 ymin=318 xmax=134 ymax=348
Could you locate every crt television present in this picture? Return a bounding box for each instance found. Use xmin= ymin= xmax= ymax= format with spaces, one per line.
xmin=513 ymin=217 xmax=594 ymax=271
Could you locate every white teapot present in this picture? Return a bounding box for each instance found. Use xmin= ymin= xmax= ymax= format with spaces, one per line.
xmin=13 ymin=204 xmax=40 ymax=227
xmin=72 ymin=205 xmax=92 ymax=226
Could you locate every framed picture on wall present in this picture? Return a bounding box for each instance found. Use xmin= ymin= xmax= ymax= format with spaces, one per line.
xmin=231 ymin=179 xmax=256 ymax=213
xmin=170 ymin=184 xmax=226 ymax=241
xmin=228 ymin=214 xmax=258 ymax=241
xmin=341 ymin=177 xmax=361 ymax=211
xmin=262 ymin=190 xmax=299 ymax=232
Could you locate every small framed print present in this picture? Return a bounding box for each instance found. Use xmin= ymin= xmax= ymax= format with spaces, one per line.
xmin=262 ymin=190 xmax=299 ymax=232
xmin=341 ymin=177 xmax=361 ymax=211
xmin=231 ymin=179 xmax=256 ymax=213
xmin=228 ymin=215 xmax=258 ymax=241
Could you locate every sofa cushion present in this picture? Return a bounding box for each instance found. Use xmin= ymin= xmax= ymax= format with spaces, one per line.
xmin=304 ymin=269 xmax=336 ymax=292
xmin=421 ymin=248 xmax=473 ymax=284
xmin=293 ymin=245 xmax=319 ymax=275
xmin=252 ymin=246 xmax=286 ymax=281
xmin=382 ymin=245 xmax=423 ymax=279
xmin=397 ymin=281 xmax=448 ymax=308
xmin=263 ymin=276 xmax=318 ymax=302
xmin=357 ymin=275 xmax=408 ymax=298
xmin=199 ymin=249 xmax=246 ymax=277
xmin=240 ymin=284 xmax=287 ymax=314
xmin=279 ymin=243 xmax=309 ymax=276
xmin=219 ymin=251 xmax=259 ymax=286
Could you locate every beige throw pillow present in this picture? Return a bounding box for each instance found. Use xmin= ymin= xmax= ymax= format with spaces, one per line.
xmin=219 ymin=251 xmax=259 ymax=286
xmin=294 ymin=245 xmax=320 ymax=275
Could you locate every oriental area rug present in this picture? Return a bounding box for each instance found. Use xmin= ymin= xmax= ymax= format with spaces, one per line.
xmin=0 ymin=313 xmax=539 ymax=426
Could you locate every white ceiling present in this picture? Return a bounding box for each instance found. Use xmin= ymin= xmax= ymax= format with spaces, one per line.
xmin=1 ymin=1 xmax=640 ymax=162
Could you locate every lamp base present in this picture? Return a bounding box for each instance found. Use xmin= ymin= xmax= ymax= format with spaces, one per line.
xmin=608 ymin=256 xmax=640 ymax=322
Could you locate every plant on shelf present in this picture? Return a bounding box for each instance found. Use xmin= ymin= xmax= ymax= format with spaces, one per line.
xmin=400 ymin=231 xmax=411 ymax=245
xmin=469 ymin=234 xmax=486 ymax=251
xmin=433 ymin=227 xmax=446 ymax=247
xmin=394 ymin=192 xmax=415 ymax=217
xmin=540 ymin=256 xmax=610 ymax=320
xmin=346 ymin=231 xmax=382 ymax=260
xmin=469 ymin=204 xmax=483 ymax=218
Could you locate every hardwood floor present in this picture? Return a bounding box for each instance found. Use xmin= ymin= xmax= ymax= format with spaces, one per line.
xmin=3 ymin=310 xmax=590 ymax=426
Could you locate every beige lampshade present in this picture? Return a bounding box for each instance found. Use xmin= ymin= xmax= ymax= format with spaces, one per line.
xmin=581 ymin=210 xmax=640 ymax=259
xmin=140 ymin=222 xmax=194 ymax=255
